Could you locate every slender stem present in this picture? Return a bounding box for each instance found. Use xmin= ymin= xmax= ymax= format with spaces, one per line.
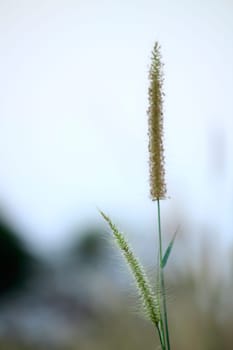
xmin=157 ymin=199 xmax=171 ymax=350
xmin=156 ymin=323 xmax=166 ymax=350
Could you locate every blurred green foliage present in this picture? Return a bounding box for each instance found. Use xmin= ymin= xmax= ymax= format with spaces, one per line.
xmin=70 ymin=227 xmax=111 ymax=266
xmin=0 ymin=216 xmax=34 ymax=296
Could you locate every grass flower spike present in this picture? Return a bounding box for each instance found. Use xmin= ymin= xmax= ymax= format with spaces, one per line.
xmin=148 ymin=42 xmax=166 ymax=200
xmin=100 ymin=211 xmax=160 ymax=327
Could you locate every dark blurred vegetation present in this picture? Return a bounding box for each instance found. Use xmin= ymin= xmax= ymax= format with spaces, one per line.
xmin=0 ymin=216 xmax=35 ymax=297
xmin=69 ymin=227 xmax=111 ymax=267
xmin=0 ymin=215 xmax=233 ymax=350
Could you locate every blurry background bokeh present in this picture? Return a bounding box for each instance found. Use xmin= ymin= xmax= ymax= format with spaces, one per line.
xmin=0 ymin=0 xmax=233 ymax=349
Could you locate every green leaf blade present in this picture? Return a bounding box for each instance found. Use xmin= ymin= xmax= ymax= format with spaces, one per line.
xmin=162 ymin=229 xmax=178 ymax=268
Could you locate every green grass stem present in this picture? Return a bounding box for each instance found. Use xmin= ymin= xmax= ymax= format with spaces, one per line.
xmin=157 ymin=199 xmax=170 ymax=350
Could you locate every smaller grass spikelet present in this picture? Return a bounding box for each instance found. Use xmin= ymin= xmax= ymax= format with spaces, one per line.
xmin=148 ymin=42 xmax=167 ymax=200
xmin=100 ymin=210 xmax=160 ymax=326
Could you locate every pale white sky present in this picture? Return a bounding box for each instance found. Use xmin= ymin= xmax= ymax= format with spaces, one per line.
xmin=0 ymin=0 xmax=232 ymax=253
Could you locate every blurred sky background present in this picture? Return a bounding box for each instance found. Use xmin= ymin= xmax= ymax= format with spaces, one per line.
xmin=0 ymin=0 xmax=233 ymax=256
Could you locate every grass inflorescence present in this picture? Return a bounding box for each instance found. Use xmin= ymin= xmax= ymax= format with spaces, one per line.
xmin=100 ymin=41 xmax=175 ymax=350
xmin=148 ymin=42 xmax=166 ymax=200
xmin=100 ymin=210 xmax=160 ymax=327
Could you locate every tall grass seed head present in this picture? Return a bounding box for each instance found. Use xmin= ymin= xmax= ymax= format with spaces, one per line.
xmin=148 ymin=42 xmax=167 ymax=200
